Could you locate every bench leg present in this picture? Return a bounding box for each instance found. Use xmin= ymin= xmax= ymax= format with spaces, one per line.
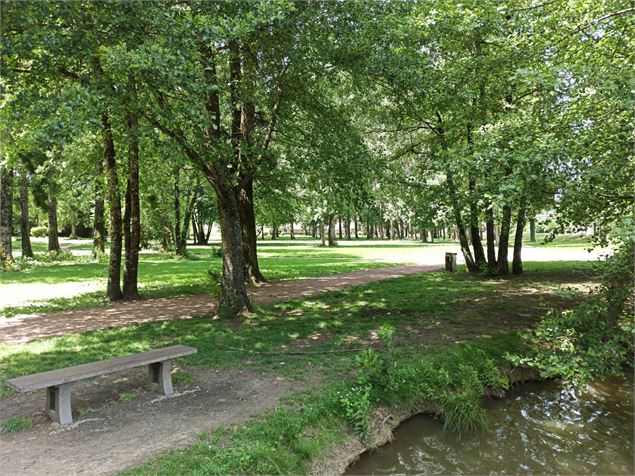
xmin=46 ymin=383 xmax=73 ymax=425
xmin=148 ymin=360 xmax=173 ymax=396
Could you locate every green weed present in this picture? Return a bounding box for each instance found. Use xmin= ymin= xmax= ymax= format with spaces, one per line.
xmin=2 ymin=416 xmax=32 ymax=434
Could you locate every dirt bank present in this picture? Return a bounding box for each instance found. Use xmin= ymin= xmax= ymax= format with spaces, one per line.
xmin=308 ymin=366 xmax=541 ymax=475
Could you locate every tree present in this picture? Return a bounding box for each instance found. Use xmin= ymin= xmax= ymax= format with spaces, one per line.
xmin=0 ymin=165 xmax=14 ymax=266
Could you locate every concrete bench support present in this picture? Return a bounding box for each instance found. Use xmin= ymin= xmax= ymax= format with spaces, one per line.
xmin=148 ymin=360 xmax=173 ymax=396
xmin=46 ymin=383 xmax=73 ymax=425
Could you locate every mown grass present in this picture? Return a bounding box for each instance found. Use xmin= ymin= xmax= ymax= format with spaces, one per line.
xmin=0 ymin=245 xmax=394 ymax=317
xmin=0 ymin=261 xmax=593 ymax=397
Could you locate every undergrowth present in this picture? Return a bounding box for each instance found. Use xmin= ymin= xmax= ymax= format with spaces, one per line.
xmin=125 ymin=333 xmax=521 ymax=475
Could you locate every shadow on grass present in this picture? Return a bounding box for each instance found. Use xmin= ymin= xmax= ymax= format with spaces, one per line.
xmin=0 ymin=262 xmax=593 ymax=396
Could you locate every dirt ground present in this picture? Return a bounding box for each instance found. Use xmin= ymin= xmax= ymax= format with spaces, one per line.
xmin=0 ymin=366 xmax=318 ymax=475
xmin=0 ymin=264 xmax=439 ymax=344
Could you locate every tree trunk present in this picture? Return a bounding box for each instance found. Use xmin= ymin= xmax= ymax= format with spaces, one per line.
xmin=20 ymin=174 xmax=33 ymax=259
xmin=215 ymin=185 xmax=252 ymax=316
xmin=102 ymin=113 xmax=123 ymax=300
xmin=123 ymin=113 xmax=141 ymax=300
xmin=93 ymin=198 xmax=106 ymax=257
xmin=468 ymin=178 xmax=486 ymax=270
xmin=290 ymin=221 xmax=295 ymax=239
xmin=446 ymin=172 xmax=477 ymax=271
xmin=161 ymin=213 xmax=170 ymax=252
xmin=345 ymin=215 xmax=351 ymax=239
xmin=338 ymin=217 xmax=342 ymax=239
xmin=178 ymin=189 xmax=197 ymax=256
xmin=174 ymin=170 xmax=182 ymax=255
xmin=192 ymin=216 xmax=199 ymax=245
xmin=238 ymin=178 xmax=266 ymax=283
xmin=327 ymin=214 xmax=336 ymax=246
xmin=496 ymin=202 xmax=513 ymax=275
xmin=529 ymin=218 xmax=536 ymax=242
xmin=93 ymin=151 xmax=107 ymax=257
xmin=485 ymin=201 xmax=497 ymax=274
xmin=354 ymin=216 xmax=359 ymax=239
xmin=47 ymin=181 xmax=61 ymax=253
xmin=205 ymin=219 xmax=213 ymax=244
xmin=512 ymin=197 xmax=527 ymax=275
xmin=0 ymin=166 xmax=13 ymax=265
xmin=320 ymin=219 xmax=326 ymax=246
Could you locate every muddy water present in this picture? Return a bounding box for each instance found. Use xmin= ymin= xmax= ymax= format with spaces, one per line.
xmin=347 ymin=374 xmax=634 ymax=475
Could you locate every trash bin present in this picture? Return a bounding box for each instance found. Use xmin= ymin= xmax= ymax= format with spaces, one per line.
xmin=445 ymin=252 xmax=457 ymax=272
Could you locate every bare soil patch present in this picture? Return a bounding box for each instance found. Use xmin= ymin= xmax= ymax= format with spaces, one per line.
xmin=0 ymin=366 xmax=318 ymax=475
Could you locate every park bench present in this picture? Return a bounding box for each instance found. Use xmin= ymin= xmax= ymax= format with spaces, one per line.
xmin=6 ymin=345 xmax=197 ymax=426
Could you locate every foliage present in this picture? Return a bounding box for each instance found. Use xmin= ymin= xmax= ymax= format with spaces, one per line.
xmin=440 ymin=390 xmax=488 ymax=434
xmin=510 ymin=241 xmax=634 ymax=387
xmin=340 ymin=321 xmax=510 ymax=437
xmin=338 ymin=382 xmax=372 ymax=438
xmin=510 ymin=302 xmax=633 ymax=387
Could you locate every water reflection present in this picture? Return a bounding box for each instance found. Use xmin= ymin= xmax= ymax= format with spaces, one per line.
xmin=347 ymin=374 xmax=634 ymax=475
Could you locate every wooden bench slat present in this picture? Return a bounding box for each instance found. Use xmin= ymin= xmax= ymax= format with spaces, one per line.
xmin=6 ymin=345 xmax=197 ymax=392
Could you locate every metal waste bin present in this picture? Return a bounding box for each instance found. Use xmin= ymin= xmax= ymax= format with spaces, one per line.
xmin=445 ymin=252 xmax=457 ymax=272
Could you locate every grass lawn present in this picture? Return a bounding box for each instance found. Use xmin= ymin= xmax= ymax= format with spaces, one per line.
xmin=3 ymin=234 xmax=597 ymax=319
xmin=0 ymin=260 xmax=597 ymax=473
xmin=0 ymin=261 xmax=594 ymax=395
xmin=1 ymin=241 xmax=403 ymax=317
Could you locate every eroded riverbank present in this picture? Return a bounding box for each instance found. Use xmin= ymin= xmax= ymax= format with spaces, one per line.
xmin=346 ymin=373 xmax=634 ymax=475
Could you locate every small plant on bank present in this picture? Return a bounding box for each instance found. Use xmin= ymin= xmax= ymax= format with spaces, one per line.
xmin=440 ymin=390 xmax=487 ymax=434
xmin=172 ymin=369 xmax=193 ymax=384
xmin=339 ymin=383 xmax=372 ymax=437
xmin=78 ymin=407 xmax=95 ymax=416
xmin=340 ymin=326 xmax=511 ymax=438
xmin=2 ymin=416 xmax=32 ymax=434
xmin=120 ymin=391 xmax=138 ymax=402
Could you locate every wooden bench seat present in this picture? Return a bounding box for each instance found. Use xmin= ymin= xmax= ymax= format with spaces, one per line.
xmin=6 ymin=345 xmax=197 ymax=425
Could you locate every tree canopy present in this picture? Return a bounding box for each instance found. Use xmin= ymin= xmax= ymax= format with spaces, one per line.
xmin=1 ymin=0 xmax=632 ymax=316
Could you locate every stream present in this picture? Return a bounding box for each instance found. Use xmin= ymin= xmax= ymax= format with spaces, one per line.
xmin=347 ymin=373 xmax=634 ymax=475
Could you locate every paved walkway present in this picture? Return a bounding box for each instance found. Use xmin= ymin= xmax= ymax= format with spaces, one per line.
xmin=0 ymin=264 xmax=439 ymax=344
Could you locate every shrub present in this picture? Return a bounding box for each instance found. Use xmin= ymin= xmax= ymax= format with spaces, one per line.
xmin=30 ymin=226 xmax=48 ymax=238
xmin=37 ymin=250 xmax=74 ymax=262
xmin=510 ymin=240 xmax=635 ymax=388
